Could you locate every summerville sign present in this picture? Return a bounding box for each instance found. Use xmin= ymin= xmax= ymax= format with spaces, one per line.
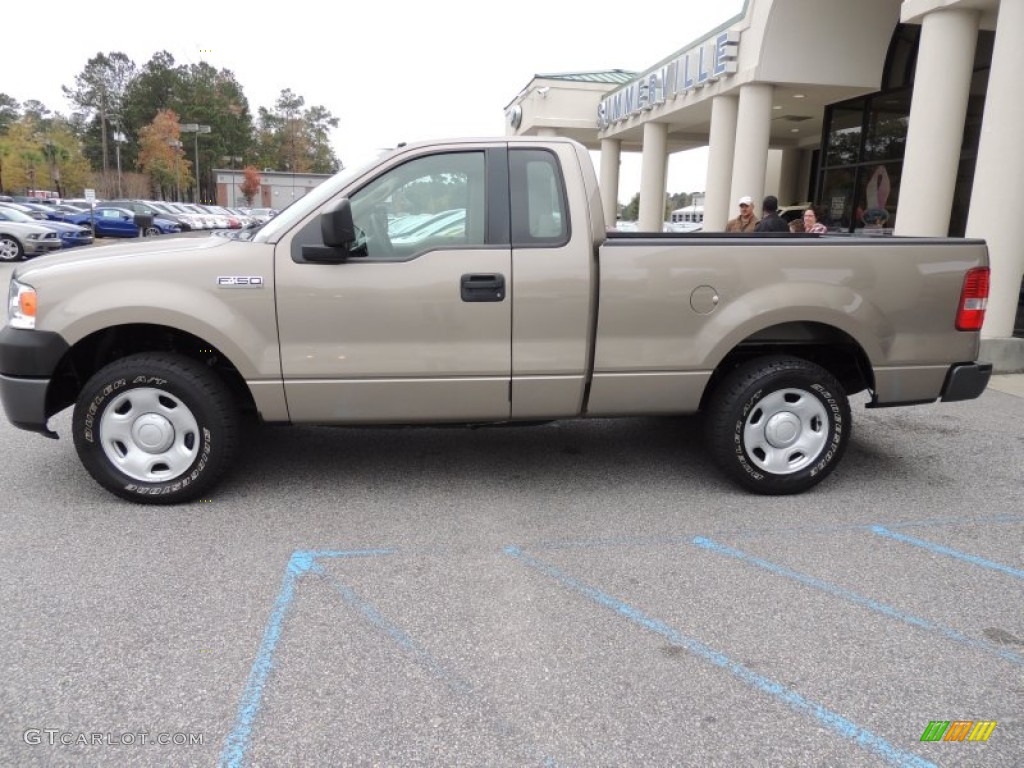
xmin=598 ymin=31 xmax=740 ymax=130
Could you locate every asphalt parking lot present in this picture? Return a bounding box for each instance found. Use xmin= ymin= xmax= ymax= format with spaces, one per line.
xmin=0 ymin=253 xmax=1022 ymax=767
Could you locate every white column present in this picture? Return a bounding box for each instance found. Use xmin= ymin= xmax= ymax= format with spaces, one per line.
xmin=894 ymin=9 xmax=978 ymax=236
xmin=599 ymin=138 xmax=622 ymax=228
xmin=535 ymin=127 xmax=558 ymax=137
xmin=729 ymin=83 xmax=774 ymax=219
xmin=704 ymin=94 xmax=738 ymax=231
xmin=966 ymin=0 xmax=1024 ymax=339
xmin=638 ymin=122 xmax=668 ymax=232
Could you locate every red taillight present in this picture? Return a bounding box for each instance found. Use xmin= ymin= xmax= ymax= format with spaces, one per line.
xmin=956 ymin=267 xmax=989 ymax=331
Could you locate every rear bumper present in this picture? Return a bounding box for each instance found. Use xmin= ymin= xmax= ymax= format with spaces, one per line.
xmin=940 ymin=362 xmax=992 ymax=402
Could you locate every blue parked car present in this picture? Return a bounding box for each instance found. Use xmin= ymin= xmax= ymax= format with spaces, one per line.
xmin=65 ymin=206 xmax=181 ymax=238
xmin=0 ymin=206 xmax=93 ymax=248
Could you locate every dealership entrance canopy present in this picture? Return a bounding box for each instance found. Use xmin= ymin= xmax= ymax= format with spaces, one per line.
xmin=504 ymin=0 xmax=1023 ymax=369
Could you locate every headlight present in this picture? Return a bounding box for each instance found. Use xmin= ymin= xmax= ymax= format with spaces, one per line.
xmin=26 ymin=233 xmax=43 ymax=241
xmin=8 ymin=279 xmax=37 ymax=330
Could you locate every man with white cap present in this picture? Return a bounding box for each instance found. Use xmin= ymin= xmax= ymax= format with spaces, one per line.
xmin=726 ymin=195 xmax=759 ymax=232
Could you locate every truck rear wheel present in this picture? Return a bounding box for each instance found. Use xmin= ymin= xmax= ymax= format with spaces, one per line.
xmin=72 ymin=353 xmax=239 ymax=504
xmin=706 ymin=356 xmax=850 ymax=494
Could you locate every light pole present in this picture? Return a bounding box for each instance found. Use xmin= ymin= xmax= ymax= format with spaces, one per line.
xmin=109 ymin=114 xmax=126 ymax=198
xmin=168 ymin=140 xmax=183 ymax=201
xmin=180 ymin=123 xmax=211 ymax=203
xmin=113 ymin=131 xmax=127 ymax=197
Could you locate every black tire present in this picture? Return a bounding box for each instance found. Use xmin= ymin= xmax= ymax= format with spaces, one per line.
xmin=145 ymin=226 xmax=161 ymax=237
xmin=0 ymin=235 xmax=24 ymax=261
xmin=706 ymin=356 xmax=851 ymax=495
xmin=72 ymin=353 xmax=239 ymax=504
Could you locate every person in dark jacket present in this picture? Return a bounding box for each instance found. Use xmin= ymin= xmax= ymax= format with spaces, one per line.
xmin=755 ymin=195 xmax=789 ymax=233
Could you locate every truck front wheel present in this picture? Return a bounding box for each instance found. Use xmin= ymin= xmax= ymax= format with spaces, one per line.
xmin=72 ymin=353 xmax=239 ymax=504
xmin=706 ymin=356 xmax=851 ymax=495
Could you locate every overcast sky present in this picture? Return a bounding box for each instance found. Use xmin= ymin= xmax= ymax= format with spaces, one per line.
xmin=4 ymin=1 xmax=744 ymax=204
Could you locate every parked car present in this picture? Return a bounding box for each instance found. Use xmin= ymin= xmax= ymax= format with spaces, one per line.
xmin=14 ymin=201 xmax=66 ymax=221
xmin=246 ymin=207 xmax=279 ymax=224
xmin=64 ymin=207 xmax=139 ymax=238
xmin=108 ymin=200 xmax=193 ymax=232
xmin=64 ymin=207 xmax=181 ymax=238
xmin=145 ymin=202 xmax=203 ymax=231
xmin=0 ymin=220 xmax=62 ymax=260
xmin=778 ymin=202 xmax=813 ymax=224
xmin=176 ymin=203 xmax=216 ymax=229
xmin=147 ymin=201 xmax=202 ymax=231
xmin=197 ymin=205 xmax=233 ymax=229
xmin=54 ymin=203 xmax=89 ymax=217
xmin=0 ymin=201 xmax=51 ymax=222
xmin=0 ymin=207 xmax=92 ymax=248
xmin=147 ymin=216 xmax=183 ymax=235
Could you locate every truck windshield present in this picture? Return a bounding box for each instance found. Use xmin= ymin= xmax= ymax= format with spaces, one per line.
xmin=252 ymin=152 xmax=392 ymax=244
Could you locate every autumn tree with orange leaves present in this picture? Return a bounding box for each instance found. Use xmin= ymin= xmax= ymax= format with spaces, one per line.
xmin=136 ymin=108 xmax=192 ymax=200
xmin=239 ymin=165 xmax=261 ymax=206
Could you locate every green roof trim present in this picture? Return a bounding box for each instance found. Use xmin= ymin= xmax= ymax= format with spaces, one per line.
xmin=534 ymin=70 xmax=637 ymax=84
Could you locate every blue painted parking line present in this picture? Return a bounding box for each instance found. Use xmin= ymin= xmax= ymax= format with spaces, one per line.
xmin=692 ymin=537 xmax=1023 ymax=665
xmin=219 ymin=548 xmax=394 ymax=768
xmin=871 ymin=526 xmax=1024 ymax=580
xmin=516 ymin=515 xmax=1024 ymax=553
xmin=221 ymin=548 xmax=561 ymax=768
xmin=313 ymin=567 xmax=563 ymax=766
xmin=315 ymin=566 xmax=475 ymax=696
xmin=504 ymin=546 xmax=937 ymax=768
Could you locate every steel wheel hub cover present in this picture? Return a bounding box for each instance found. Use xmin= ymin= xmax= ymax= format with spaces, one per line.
xmin=131 ymin=413 xmax=175 ymax=453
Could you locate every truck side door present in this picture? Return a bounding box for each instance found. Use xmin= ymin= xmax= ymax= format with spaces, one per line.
xmin=508 ymin=145 xmax=597 ymax=419
xmin=275 ymin=147 xmax=512 ymax=423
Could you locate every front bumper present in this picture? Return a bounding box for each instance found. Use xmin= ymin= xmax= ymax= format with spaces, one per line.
xmin=940 ymin=362 xmax=992 ymax=402
xmin=0 ymin=326 xmax=70 ymax=436
xmin=60 ymin=232 xmax=94 ymax=248
xmin=0 ymin=373 xmax=56 ymax=437
xmin=24 ymin=238 xmax=63 ymax=256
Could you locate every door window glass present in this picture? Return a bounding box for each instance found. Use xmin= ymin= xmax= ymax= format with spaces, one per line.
xmin=349 ymin=151 xmax=486 ymax=259
xmin=510 ymin=149 xmax=569 ymax=246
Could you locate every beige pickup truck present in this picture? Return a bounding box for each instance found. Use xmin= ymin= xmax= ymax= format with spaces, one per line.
xmin=0 ymin=137 xmax=992 ymax=503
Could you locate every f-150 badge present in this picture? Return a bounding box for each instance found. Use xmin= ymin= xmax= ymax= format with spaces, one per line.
xmin=217 ymin=276 xmax=264 ymax=288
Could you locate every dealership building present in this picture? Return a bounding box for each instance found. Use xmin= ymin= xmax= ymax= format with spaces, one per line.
xmin=504 ymin=0 xmax=1023 ymax=370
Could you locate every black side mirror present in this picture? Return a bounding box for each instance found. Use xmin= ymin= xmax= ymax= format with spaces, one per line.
xmin=302 ymin=197 xmax=364 ymax=263
xmin=321 ymin=197 xmax=356 ymax=246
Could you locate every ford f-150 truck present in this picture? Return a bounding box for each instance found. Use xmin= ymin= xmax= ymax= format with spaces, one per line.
xmin=0 ymin=137 xmax=992 ymax=503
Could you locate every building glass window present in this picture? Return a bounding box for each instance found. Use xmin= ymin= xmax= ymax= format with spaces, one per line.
xmin=824 ymin=104 xmax=864 ymax=167
xmin=816 ymin=24 xmax=993 ymax=236
xmin=863 ymin=92 xmax=910 ymax=162
xmin=819 ymin=168 xmax=856 ymax=231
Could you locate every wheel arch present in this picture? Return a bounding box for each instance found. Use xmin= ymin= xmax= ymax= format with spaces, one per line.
xmin=699 ymin=321 xmax=875 ymax=411
xmin=45 ymin=323 xmax=257 ymax=421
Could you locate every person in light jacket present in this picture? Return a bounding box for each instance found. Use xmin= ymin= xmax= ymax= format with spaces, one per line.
xmin=726 ymin=196 xmax=759 ymax=232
